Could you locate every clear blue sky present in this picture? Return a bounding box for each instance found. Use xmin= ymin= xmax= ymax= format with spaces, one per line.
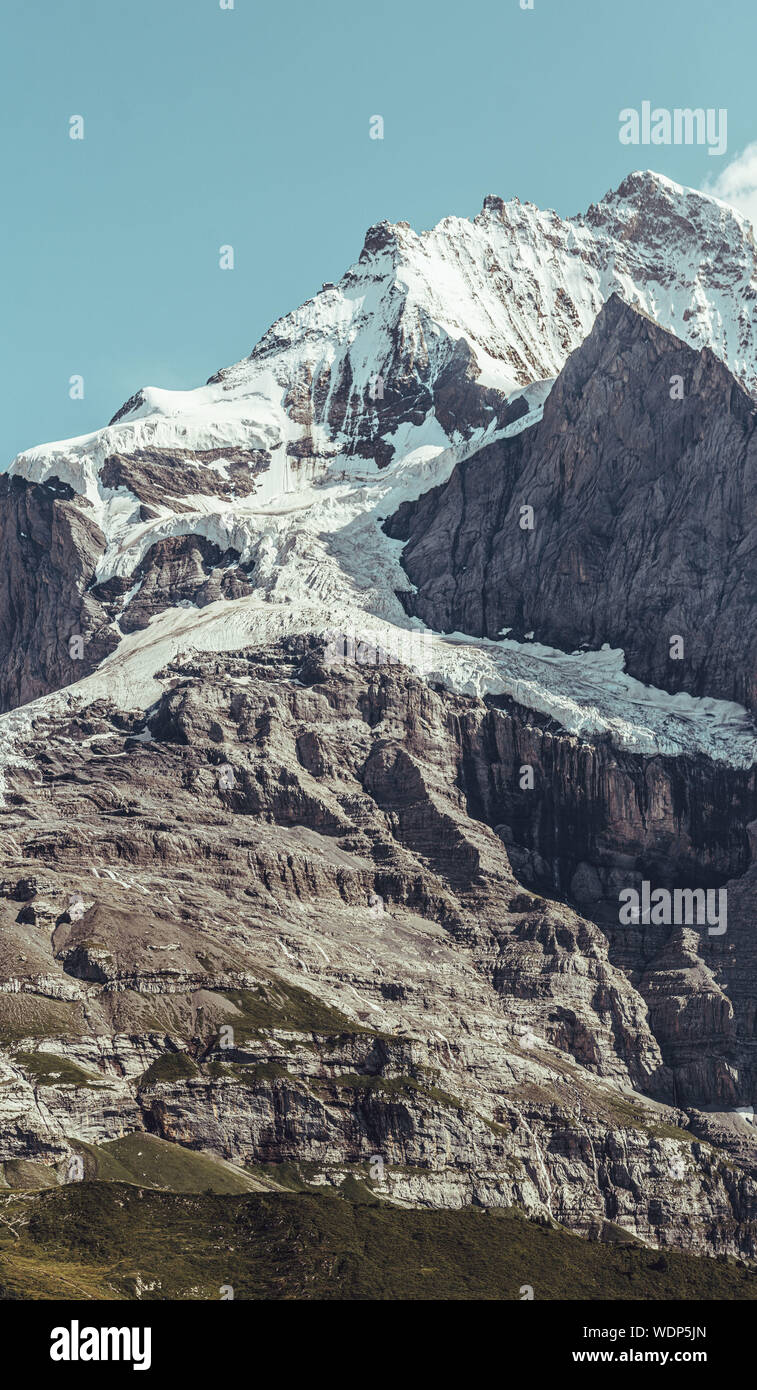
xmin=1 ymin=0 xmax=754 ymax=466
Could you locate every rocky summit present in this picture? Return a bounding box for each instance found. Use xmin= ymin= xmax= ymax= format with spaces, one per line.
xmin=2 ymin=172 xmax=757 ymax=1298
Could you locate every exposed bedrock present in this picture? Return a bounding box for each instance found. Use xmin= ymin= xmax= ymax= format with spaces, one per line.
xmin=1 ymin=640 xmax=757 ymax=1249
xmin=458 ymin=696 xmax=756 ymax=902
xmin=389 ymin=294 xmax=757 ymax=713
xmin=114 ymin=643 xmax=757 ymax=1116
xmin=441 ymin=692 xmax=757 ymax=1111
xmin=0 ymin=474 xmax=118 ymax=712
xmin=99 ymin=445 xmax=270 ymax=507
xmin=280 ymin=320 xmax=530 ymax=472
xmin=92 ymin=534 xmax=255 ymax=634
xmin=0 ymin=474 xmax=256 ymax=712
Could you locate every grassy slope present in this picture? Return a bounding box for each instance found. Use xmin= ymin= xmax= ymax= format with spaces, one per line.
xmin=1 ymin=1183 xmax=756 ymax=1301
xmin=77 ymin=1133 xmax=265 ymax=1195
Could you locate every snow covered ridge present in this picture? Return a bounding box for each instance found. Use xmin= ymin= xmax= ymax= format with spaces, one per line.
xmin=4 ymin=170 xmax=757 ymax=770
xmin=10 ymin=168 xmax=757 ymax=504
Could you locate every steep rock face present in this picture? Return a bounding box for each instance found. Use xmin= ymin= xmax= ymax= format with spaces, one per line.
xmin=0 ymin=475 xmax=118 ymax=711
xmin=457 ymin=697 xmax=756 ymax=900
xmin=1 ymin=168 xmax=757 ymax=1271
xmin=92 ymin=535 xmax=255 ymax=634
xmin=391 ymin=296 xmax=757 ymax=712
xmin=1 ymin=641 xmax=757 ymax=1256
xmin=629 ymin=836 xmax=757 ymax=1111
xmin=0 ymin=477 xmax=258 ymax=713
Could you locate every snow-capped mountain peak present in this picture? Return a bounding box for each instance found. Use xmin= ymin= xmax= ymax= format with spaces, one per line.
xmin=13 ymin=169 xmax=757 ymax=508
xmin=5 ymin=171 xmax=757 ymax=772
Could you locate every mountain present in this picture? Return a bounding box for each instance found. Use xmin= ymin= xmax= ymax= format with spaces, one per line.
xmin=3 ymin=172 xmax=757 ymax=764
xmin=11 ymin=170 xmax=757 ymax=505
xmin=2 ymin=171 xmax=757 ymax=1285
xmin=389 ymin=292 xmax=757 ymax=714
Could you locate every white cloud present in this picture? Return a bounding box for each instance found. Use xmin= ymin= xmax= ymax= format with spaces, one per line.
xmin=705 ymin=143 xmax=757 ymax=230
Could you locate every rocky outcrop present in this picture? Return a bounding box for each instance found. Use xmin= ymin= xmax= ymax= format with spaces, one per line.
xmin=0 ymin=482 xmax=259 ymax=711
xmin=0 ymin=475 xmax=118 ymax=712
xmin=276 ymin=299 xmax=527 ymax=471
xmin=458 ymin=696 xmax=756 ymax=899
xmin=92 ymin=535 xmax=255 ymax=634
xmin=390 ymin=295 xmax=757 ymax=712
xmin=100 ymin=446 xmax=270 ymax=507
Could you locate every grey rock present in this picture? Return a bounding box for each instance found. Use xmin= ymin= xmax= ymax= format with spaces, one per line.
xmin=391 ymin=295 xmax=757 ymax=712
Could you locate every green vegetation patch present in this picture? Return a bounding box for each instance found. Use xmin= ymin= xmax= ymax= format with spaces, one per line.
xmin=206 ymin=1059 xmax=290 ymax=1084
xmin=0 ymin=1160 xmax=60 ymax=1191
xmin=213 ymin=978 xmax=376 ymax=1042
xmin=0 ymin=1185 xmax=756 ymax=1301
xmin=601 ymin=1093 xmax=696 ymax=1145
xmin=512 ymin=1078 xmax=698 ymax=1148
xmin=0 ymin=995 xmax=84 ymax=1041
xmin=14 ymin=1052 xmax=99 ymax=1088
xmin=244 ymin=1160 xmax=324 ymax=1192
xmin=72 ymin=1133 xmax=260 ymax=1196
xmin=332 ymin=1072 xmax=463 ymax=1111
xmin=139 ymin=1052 xmax=200 ymax=1087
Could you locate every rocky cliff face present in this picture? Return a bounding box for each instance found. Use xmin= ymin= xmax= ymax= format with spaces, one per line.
xmin=0 ymin=478 xmax=258 ymax=714
xmin=1 ymin=642 xmax=757 ymax=1258
xmin=0 ymin=475 xmax=118 ymax=711
xmin=457 ymin=695 xmax=756 ymax=901
xmin=390 ymin=295 xmax=757 ymax=713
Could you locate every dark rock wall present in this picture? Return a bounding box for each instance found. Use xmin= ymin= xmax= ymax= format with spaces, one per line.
xmin=391 ymin=295 xmax=757 ymax=713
